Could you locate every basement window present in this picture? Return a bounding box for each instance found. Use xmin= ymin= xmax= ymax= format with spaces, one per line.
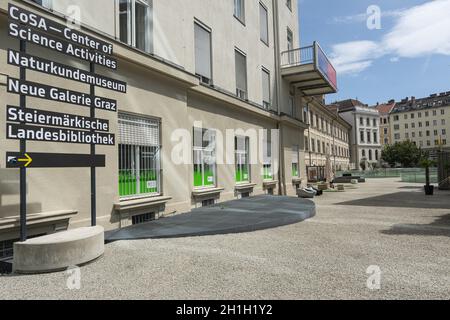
xmin=0 ymin=239 xmax=16 ymax=260
xmin=132 ymin=212 xmax=155 ymax=225
xmin=202 ymin=199 xmax=215 ymax=207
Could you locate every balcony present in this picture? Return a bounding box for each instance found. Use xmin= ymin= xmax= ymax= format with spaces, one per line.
xmin=281 ymin=42 xmax=338 ymax=96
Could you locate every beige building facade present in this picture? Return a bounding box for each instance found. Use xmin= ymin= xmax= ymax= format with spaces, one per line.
xmin=375 ymin=101 xmax=395 ymax=147
xmin=390 ymin=93 xmax=450 ymax=156
xmin=304 ymin=97 xmax=351 ymax=181
xmin=0 ymin=0 xmax=338 ymax=248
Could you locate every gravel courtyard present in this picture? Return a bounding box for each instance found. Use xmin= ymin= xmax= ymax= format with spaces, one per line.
xmin=1 ymin=178 xmax=449 ymax=300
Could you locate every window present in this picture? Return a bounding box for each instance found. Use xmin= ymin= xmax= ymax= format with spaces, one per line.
xmin=434 ymin=130 xmax=438 ymax=136
xmin=292 ymin=146 xmax=299 ymax=177
xmin=433 ymin=110 xmax=437 ymax=116
xmin=442 ymin=119 xmax=446 ymax=126
xmin=317 ymin=140 xmax=321 ymax=153
xmin=405 ymin=124 xmax=409 ymax=129
xmin=433 ymin=120 xmax=438 ymax=126
xmin=384 ymin=138 xmax=389 ymax=144
xmin=262 ymin=68 xmax=271 ymax=108
xmin=443 ymin=129 xmax=447 ymax=135
xmin=234 ymin=0 xmax=245 ymax=23
xmin=235 ymin=136 xmax=250 ymax=183
xmin=194 ymin=22 xmax=212 ymax=84
xmin=367 ymin=131 xmax=371 ymax=143
xmin=419 ymin=122 xmax=423 ymax=128
xmin=373 ymin=131 xmax=378 ymax=143
xmin=286 ymin=0 xmax=292 ymax=10
xmin=366 ymin=118 xmax=370 ymax=126
xmin=443 ymin=139 xmax=447 ymax=145
xmin=119 ymin=0 xmax=152 ymax=53
xmin=360 ymin=131 xmax=365 ymax=143
xmin=426 ymin=130 xmax=430 ymax=137
xmin=426 ymin=121 xmax=430 ymax=127
xmin=362 ymin=150 xmax=366 ymax=158
xmin=375 ymin=150 xmax=379 ymax=161
xmin=194 ymin=128 xmax=216 ymax=188
xmin=419 ymin=131 xmax=423 ymax=137
xmin=360 ymin=117 xmax=364 ymax=126
xmin=262 ymin=131 xmax=273 ymax=180
xmin=411 ymin=113 xmax=415 ymax=119
xmin=287 ymin=28 xmax=294 ymax=52
xmin=30 ymin=0 xmax=52 ymax=8
xmin=304 ymin=137 xmax=309 ymax=151
xmin=405 ymin=133 xmax=409 ymax=139
xmin=425 ymin=111 xmax=429 ymax=117
xmin=441 ymin=109 xmax=445 ymax=115
xmin=393 ymin=115 xmax=399 ymax=121
xmin=404 ymin=114 xmax=408 ymax=120
xmin=369 ymin=150 xmax=373 ymax=161
xmin=311 ymin=138 xmax=315 ymax=152
xmin=373 ymin=119 xmax=377 ymax=127
xmin=418 ymin=112 xmax=422 ymax=118
xmin=259 ymin=3 xmax=269 ymax=45
xmin=303 ymin=107 xmax=308 ymax=124
xmin=394 ymin=133 xmax=400 ymax=140
xmin=235 ymin=49 xmax=248 ymax=99
xmin=118 ymin=113 xmax=161 ymax=198
xmin=132 ymin=212 xmax=154 ymax=225
xmin=412 ymin=132 xmax=416 ymax=138
xmin=412 ymin=123 xmax=416 ymax=128
xmin=384 ymin=128 xmax=388 ymax=135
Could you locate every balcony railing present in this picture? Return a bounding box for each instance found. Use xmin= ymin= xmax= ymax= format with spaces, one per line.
xmin=281 ymin=42 xmax=338 ymax=91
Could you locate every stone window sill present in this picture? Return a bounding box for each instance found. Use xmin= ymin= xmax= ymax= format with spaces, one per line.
xmin=114 ymin=196 xmax=172 ymax=212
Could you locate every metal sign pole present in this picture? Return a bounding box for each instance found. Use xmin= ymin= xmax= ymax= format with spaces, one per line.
xmin=90 ymin=62 xmax=96 ymax=226
xmin=19 ymin=39 xmax=27 ymax=242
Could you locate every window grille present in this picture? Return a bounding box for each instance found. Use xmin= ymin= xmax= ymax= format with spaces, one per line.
xmin=118 ymin=113 xmax=161 ymax=198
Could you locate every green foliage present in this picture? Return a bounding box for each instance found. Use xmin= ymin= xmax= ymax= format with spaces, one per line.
xmin=381 ymin=141 xmax=422 ymax=168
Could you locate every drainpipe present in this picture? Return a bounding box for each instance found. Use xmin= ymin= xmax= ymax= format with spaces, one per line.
xmin=272 ymin=0 xmax=285 ymax=195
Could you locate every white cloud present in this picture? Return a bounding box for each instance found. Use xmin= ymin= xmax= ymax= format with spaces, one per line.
xmin=382 ymin=0 xmax=450 ymax=57
xmin=329 ymin=41 xmax=381 ymax=74
xmin=329 ymin=0 xmax=450 ymax=75
xmin=332 ymin=9 xmax=404 ymax=24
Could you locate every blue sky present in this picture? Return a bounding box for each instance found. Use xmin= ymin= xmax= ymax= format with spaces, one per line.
xmin=298 ymin=0 xmax=450 ymax=106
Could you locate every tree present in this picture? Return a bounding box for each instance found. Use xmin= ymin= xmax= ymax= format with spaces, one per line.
xmin=381 ymin=141 xmax=422 ymax=167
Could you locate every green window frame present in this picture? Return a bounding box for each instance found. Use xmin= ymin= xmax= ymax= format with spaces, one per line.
xmin=262 ymin=131 xmax=273 ymax=180
xmin=118 ymin=113 xmax=161 ymax=198
xmin=292 ymin=145 xmax=299 ymax=177
xmin=193 ymin=128 xmax=216 ymax=188
xmin=235 ymin=136 xmax=250 ymax=183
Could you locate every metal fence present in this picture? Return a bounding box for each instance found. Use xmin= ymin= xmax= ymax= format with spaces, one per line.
xmin=336 ymin=168 xmax=438 ymax=183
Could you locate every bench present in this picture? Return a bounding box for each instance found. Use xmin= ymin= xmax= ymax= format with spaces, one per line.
xmin=13 ymin=226 xmax=104 ymax=274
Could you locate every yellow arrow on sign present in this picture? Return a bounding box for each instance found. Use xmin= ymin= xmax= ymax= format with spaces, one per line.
xmin=18 ymin=153 xmax=33 ymax=167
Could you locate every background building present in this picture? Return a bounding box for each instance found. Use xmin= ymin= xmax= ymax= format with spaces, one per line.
xmin=390 ymin=92 xmax=450 ymax=158
xmin=374 ymin=100 xmax=395 ymax=147
xmin=0 ymin=0 xmax=337 ymax=249
xmin=329 ymin=100 xmax=381 ymax=170
xmin=304 ymin=97 xmax=351 ymax=181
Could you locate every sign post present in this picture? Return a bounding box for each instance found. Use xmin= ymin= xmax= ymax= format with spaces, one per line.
xmin=90 ymin=62 xmax=96 ymax=227
xmin=19 ymin=39 xmax=26 ymax=242
xmin=5 ymin=3 xmax=127 ymax=241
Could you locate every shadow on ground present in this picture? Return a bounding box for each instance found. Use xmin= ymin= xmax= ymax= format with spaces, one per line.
xmin=381 ymin=214 xmax=450 ymax=237
xmin=336 ymin=192 xmax=450 ymax=209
